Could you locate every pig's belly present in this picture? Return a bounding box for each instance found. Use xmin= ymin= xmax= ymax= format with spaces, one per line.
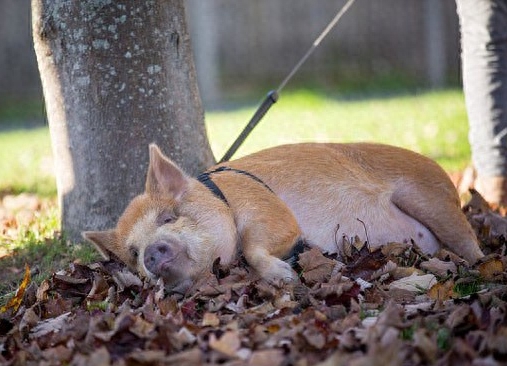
xmin=288 ymin=198 xmax=440 ymax=255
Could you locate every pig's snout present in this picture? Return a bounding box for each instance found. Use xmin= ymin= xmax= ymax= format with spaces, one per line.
xmin=144 ymin=241 xmax=174 ymax=274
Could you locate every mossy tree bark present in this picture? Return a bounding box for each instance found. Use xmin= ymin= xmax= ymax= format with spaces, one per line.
xmin=32 ymin=0 xmax=215 ymax=241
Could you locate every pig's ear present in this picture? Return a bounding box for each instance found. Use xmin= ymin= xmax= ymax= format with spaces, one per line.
xmin=82 ymin=230 xmax=117 ymax=260
xmin=145 ymin=144 xmax=189 ymax=199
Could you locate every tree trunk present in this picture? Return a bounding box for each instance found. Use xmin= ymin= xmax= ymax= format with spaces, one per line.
xmin=32 ymin=0 xmax=215 ymax=242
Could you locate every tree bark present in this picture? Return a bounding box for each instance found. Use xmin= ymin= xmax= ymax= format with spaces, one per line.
xmin=32 ymin=0 xmax=215 ymax=242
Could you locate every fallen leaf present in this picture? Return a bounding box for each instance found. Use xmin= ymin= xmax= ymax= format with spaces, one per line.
xmin=176 ymin=326 xmax=197 ymax=346
xmin=428 ymin=280 xmax=455 ymax=301
xmin=344 ymin=248 xmax=388 ymax=281
xmin=477 ymin=256 xmax=504 ymax=280
xmin=126 ymin=350 xmax=167 ymax=364
xmin=298 ymin=248 xmax=337 ymax=285
xmin=413 ymin=328 xmax=437 ymax=364
xmin=1 ymin=263 xmax=31 ymax=314
xmin=302 ymin=327 xmax=327 ymax=349
xmin=41 ymin=344 xmax=74 ymax=364
xmin=30 ymin=312 xmax=71 ymax=339
xmin=388 ymin=273 xmax=437 ymax=294
xmin=209 ymin=330 xmax=241 ymax=358
xmin=112 ymin=268 xmax=143 ymax=291
xmin=165 ymin=347 xmax=203 ymax=365
xmin=72 ymin=346 xmax=110 ymax=366
xmin=202 ymin=312 xmax=220 ymax=327
xmin=381 ymin=242 xmax=412 ymax=257
xmin=420 ymin=257 xmax=457 ymax=277
xmin=248 ymin=349 xmax=285 ymax=366
xmin=463 ymin=189 xmax=490 ymax=214
xmin=18 ymin=306 xmax=39 ymax=333
xmin=445 ymin=305 xmax=477 ymax=333
xmin=129 ymin=314 xmax=155 ymax=338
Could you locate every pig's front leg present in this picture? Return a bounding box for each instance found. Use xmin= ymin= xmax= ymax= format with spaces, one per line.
xmin=241 ymin=226 xmax=300 ymax=285
xmin=245 ymin=247 xmax=297 ymax=284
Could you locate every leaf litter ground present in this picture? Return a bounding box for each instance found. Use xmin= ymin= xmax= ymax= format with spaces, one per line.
xmin=1 ymin=190 xmax=507 ymax=365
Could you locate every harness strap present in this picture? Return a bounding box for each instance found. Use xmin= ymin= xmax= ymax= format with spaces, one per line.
xmin=197 ymin=166 xmax=306 ymax=269
xmin=196 ymin=166 xmax=274 ymax=206
xmin=281 ymin=238 xmax=310 ymax=268
xmin=196 ymin=170 xmax=229 ymax=205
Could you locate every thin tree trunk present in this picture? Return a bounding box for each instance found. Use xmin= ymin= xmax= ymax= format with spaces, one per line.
xmin=32 ymin=0 xmax=215 ymax=242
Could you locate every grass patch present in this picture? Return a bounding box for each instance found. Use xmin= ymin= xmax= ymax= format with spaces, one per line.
xmin=0 ymin=202 xmax=99 ymax=306
xmin=207 ymin=88 xmax=470 ymax=171
xmin=453 ymin=280 xmax=481 ymax=298
xmin=0 ymin=127 xmax=55 ymax=197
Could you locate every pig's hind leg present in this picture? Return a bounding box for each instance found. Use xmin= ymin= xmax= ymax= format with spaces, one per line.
xmin=390 ymin=179 xmax=484 ymax=263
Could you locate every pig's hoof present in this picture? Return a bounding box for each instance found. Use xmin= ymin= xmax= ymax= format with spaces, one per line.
xmin=261 ymin=258 xmax=298 ymax=287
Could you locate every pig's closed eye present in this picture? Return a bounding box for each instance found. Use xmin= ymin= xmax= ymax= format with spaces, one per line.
xmin=129 ymin=247 xmax=139 ymax=262
xmin=157 ymin=211 xmax=176 ymax=226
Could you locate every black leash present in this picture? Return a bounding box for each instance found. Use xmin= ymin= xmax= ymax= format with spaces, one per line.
xmin=219 ymin=0 xmax=357 ymax=163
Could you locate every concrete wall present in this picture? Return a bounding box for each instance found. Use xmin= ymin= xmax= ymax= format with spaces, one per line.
xmin=0 ymin=1 xmax=461 ymax=106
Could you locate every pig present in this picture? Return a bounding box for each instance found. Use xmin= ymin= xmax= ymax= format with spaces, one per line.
xmin=83 ymin=143 xmax=484 ymax=290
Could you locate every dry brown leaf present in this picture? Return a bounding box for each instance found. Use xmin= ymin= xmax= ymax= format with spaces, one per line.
xmin=126 ymin=350 xmax=167 ymax=364
xmin=463 ymin=188 xmax=490 ymax=213
xmin=209 ymin=330 xmax=241 ymax=358
xmin=176 ymin=326 xmax=197 ymax=346
xmin=388 ymin=273 xmax=437 ymax=294
xmin=202 ymin=312 xmax=220 ymax=327
xmin=72 ymin=346 xmax=110 ymax=366
xmin=30 ymin=312 xmax=71 ymax=339
xmin=381 ymin=242 xmax=412 ymax=257
xmin=427 ymin=280 xmax=455 ymax=301
xmin=302 ymin=327 xmax=327 ymax=349
xmin=112 ymin=268 xmax=143 ymax=291
xmin=488 ymin=326 xmax=507 ymax=354
xmin=472 ymin=211 xmax=507 ymax=238
xmin=18 ymin=306 xmax=39 ymax=333
xmin=1 ymin=263 xmax=31 ymax=314
xmin=477 ymin=256 xmax=504 ymax=280
xmin=445 ymin=305 xmax=475 ymax=329
xmin=390 ymin=266 xmax=420 ymax=280
xmin=41 ymin=345 xmax=73 ymax=364
xmin=298 ymin=248 xmax=336 ymax=285
xmin=413 ymin=328 xmax=437 ymax=364
xmin=386 ymin=287 xmax=416 ymax=303
xmin=345 ymin=248 xmax=388 ymax=281
xmin=164 ymin=347 xmax=203 ymax=365
xmin=248 ymin=349 xmax=285 ymax=366
xmin=420 ymin=258 xmax=457 ymax=277
xmin=129 ymin=314 xmax=155 ymax=338
xmin=434 ymin=249 xmax=468 ymax=266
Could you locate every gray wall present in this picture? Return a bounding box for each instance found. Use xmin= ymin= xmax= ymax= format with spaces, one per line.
xmin=0 ymin=0 xmax=42 ymax=101
xmin=187 ymin=0 xmax=461 ymax=105
xmin=0 ymin=1 xmax=461 ymax=106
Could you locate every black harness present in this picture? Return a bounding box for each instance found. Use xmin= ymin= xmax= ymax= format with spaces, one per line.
xmin=196 ymin=166 xmax=274 ymax=206
xmin=196 ymin=166 xmax=307 ymax=267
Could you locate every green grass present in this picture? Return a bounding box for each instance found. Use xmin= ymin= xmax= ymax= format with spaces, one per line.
xmin=0 ymin=127 xmax=55 ymax=196
xmin=207 ymin=88 xmax=470 ymax=171
xmin=0 ymin=202 xmax=99 ymax=306
xmin=0 ymin=87 xmax=472 ymax=305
